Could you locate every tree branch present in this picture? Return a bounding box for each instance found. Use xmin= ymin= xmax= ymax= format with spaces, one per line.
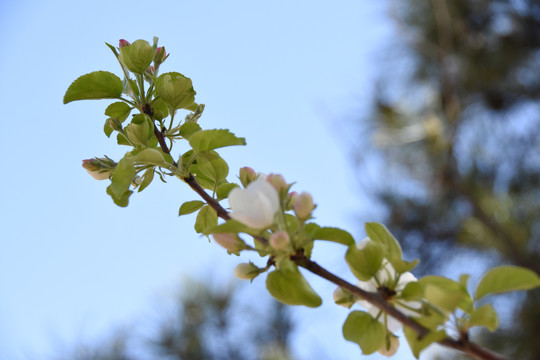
xmin=142 ymin=103 xmax=509 ymax=360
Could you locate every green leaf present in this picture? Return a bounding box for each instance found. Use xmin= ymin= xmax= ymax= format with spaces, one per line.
xmin=312 ymin=227 xmax=355 ymax=246
xmin=155 ymin=72 xmax=196 ymax=112
xmin=468 ymin=304 xmax=499 ymax=332
xmin=365 ymin=222 xmax=403 ymax=258
xmin=207 ymin=219 xmax=253 ymax=235
xmin=106 ymin=157 xmax=135 ymax=207
xmin=64 ymin=71 xmax=123 ymax=104
xmin=103 ymin=119 xmax=114 ymax=137
xmin=266 ymin=259 xmax=322 ymax=308
xmin=179 ymin=200 xmax=205 ymax=216
xmin=194 ymin=205 xmax=218 ymax=234
xmin=118 ymin=39 xmax=155 ymax=74
xmin=189 ymin=129 xmax=246 ymax=152
xmin=124 ymin=114 xmax=154 ymax=147
xmin=403 ymin=327 xmax=447 ymax=359
xmin=117 ymin=133 xmax=131 ymax=146
xmin=137 ymin=167 xmax=154 ymax=193
xmin=475 ymin=265 xmax=540 ymax=300
xmin=179 ymin=121 xmax=202 ymax=140
xmin=345 ymin=242 xmax=384 ymax=281
xmin=195 ymin=151 xmax=229 ymax=184
xmin=342 ymin=311 xmax=386 ymax=355
xmin=216 ymin=182 xmax=238 ymax=200
xmin=418 ymin=276 xmax=472 ymax=314
xmin=131 ymin=148 xmax=168 ymax=166
xmin=105 ymin=101 xmax=132 ymax=122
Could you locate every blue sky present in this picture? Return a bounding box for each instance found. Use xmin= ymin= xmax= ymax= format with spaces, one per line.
xmin=0 ymin=1 xmax=432 ymax=359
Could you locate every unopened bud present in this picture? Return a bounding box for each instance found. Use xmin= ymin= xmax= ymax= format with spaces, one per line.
xmin=234 ymin=262 xmax=260 ymax=281
xmin=333 ymin=287 xmax=355 ymax=308
xmin=146 ymin=65 xmax=155 ymax=75
xmin=108 ymin=117 xmax=123 ymax=131
xmin=239 ymin=167 xmax=257 ymax=187
xmin=154 ymin=46 xmax=167 ymax=65
xmin=82 ymin=156 xmax=117 ymax=180
xmin=119 ymin=39 xmax=130 ymax=48
xmin=294 ymin=192 xmax=315 ymax=220
xmin=266 ymin=173 xmax=288 ymax=192
xmin=212 ymin=233 xmax=246 ymax=254
xmin=378 ymin=334 xmax=400 ymax=357
xmin=269 ymin=230 xmax=290 ymax=250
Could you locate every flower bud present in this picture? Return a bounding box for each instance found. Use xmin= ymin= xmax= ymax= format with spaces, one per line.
xmin=269 ymin=230 xmax=290 ymax=250
xmin=239 ymin=167 xmax=257 ymax=187
xmin=294 ymin=192 xmax=315 ymax=220
xmin=146 ymin=65 xmax=155 ymax=76
xmin=119 ymin=39 xmax=131 ymax=48
xmin=234 ymin=262 xmax=260 ymax=281
xmin=266 ymin=173 xmax=288 ymax=192
xmin=154 ymin=46 xmax=167 ymax=65
xmin=378 ymin=334 xmax=400 ymax=357
xmin=82 ymin=157 xmax=117 ymax=180
xmin=213 ymin=233 xmax=246 ymax=254
xmin=108 ymin=117 xmax=123 ymax=132
xmin=333 ymin=287 xmax=355 ymax=308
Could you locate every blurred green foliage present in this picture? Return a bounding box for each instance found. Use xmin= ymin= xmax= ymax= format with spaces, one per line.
xmin=53 ymin=279 xmax=294 ymax=360
xmin=353 ymin=1 xmax=540 ymax=358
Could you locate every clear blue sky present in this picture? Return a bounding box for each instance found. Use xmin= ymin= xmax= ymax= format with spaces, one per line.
xmin=0 ymin=1 xmax=432 ymax=359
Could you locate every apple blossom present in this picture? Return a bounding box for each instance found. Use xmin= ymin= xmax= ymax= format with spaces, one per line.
xmin=355 ymin=241 xmax=422 ymax=333
xmin=228 ymin=178 xmax=280 ymax=229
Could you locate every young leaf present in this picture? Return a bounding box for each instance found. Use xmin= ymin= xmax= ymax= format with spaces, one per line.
xmin=189 ymin=129 xmax=246 ymax=152
xmin=106 ymin=157 xmax=135 ymax=207
xmin=418 ymin=276 xmax=472 ymax=314
xmin=179 ymin=121 xmax=202 ymax=140
xmin=345 ymin=242 xmax=384 ymax=281
xmin=118 ymin=39 xmax=155 ymax=74
xmin=312 ymin=227 xmax=355 ymax=246
xmin=403 ymin=327 xmax=447 ymax=359
xmin=216 ymin=182 xmax=238 ymax=200
xmin=64 ymin=71 xmax=123 ymax=103
xmin=474 ymin=265 xmax=540 ymax=300
xmin=105 ymin=101 xmax=132 ymax=122
xmin=266 ymin=259 xmax=322 ymax=308
xmin=137 ymin=167 xmax=155 ymax=192
xmin=179 ymin=200 xmax=205 ymax=216
xmin=468 ymin=304 xmax=499 ymax=332
xmin=195 ymin=151 xmax=229 ymax=184
xmin=365 ymin=222 xmax=403 ymax=258
xmin=194 ymin=205 xmax=218 ymax=234
xmin=342 ymin=311 xmax=386 ymax=355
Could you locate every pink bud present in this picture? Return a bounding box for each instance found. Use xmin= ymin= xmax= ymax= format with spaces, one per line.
xmin=119 ymin=39 xmax=131 ymax=48
xmin=239 ymin=166 xmax=257 ymax=187
xmin=154 ymin=46 xmax=167 ymax=65
xmin=269 ymin=230 xmax=290 ymax=250
xmin=266 ymin=173 xmax=288 ymax=192
xmin=146 ymin=66 xmax=155 ymax=75
xmin=212 ymin=233 xmax=246 ymax=253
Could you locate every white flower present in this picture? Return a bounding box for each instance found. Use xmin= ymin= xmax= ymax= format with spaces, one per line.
xmin=356 ymin=257 xmax=421 ymax=333
xmin=228 ymin=178 xmax=280 ymax=229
